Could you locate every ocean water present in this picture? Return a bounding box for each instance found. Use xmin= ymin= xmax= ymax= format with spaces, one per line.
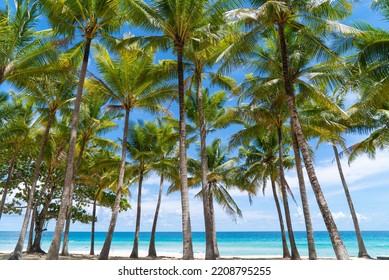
xmin=0 ymin=231 xmax=388 ymax=258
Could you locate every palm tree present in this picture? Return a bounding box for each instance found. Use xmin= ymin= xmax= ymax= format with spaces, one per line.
xmin=124 ymin=0 xmax=241 ymax=259
xmin=299 ymin=95 xmax=372 ymax=259
xmin=0 ymin=0 xmax=61 ymax=88
xmin=8 ymin=74 xmax=76 ymax=259
xmin=185 ymin=88 xmax=232 ymax=258
xmin=238 ymin=131 xmax=293 ymax=259
xmin=86 ymin=43 xmax=176 ymax=260
xmin=226 ymin=3 xmax=357 ymax=257
xmin=147 ymin=119 xmax=178 ymax=258
xmin=61 ymin=93 xmax=119 ymax=256
xmin=126 ymin=121 xmax=159 ymax=258
xmin=0 ymin=94 xmax=36 ymax=221
xmin=40 ymin=0 xmax=125 ymax=260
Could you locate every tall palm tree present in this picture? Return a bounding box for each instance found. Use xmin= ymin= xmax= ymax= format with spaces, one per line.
xmin=299 ymin=96 xmax=372 ymax=259
xmin=61 ymin=93 xmax=119 ymax=256
xmin=8 ymin=74 xmax=76 ymax=259
xmin=147 ymin=119 xmax=178 ymax=258
xmin=86 ymin=43 xmax=176 ymax=260
xmin=185 ymin=89 xmax=232 ymax=258
xmin=40 ymin=0 xmax=125 ymax=260
xmin=238 ymin=131 xmax=294 ymax=259
xmin=226 ymin=3 xmax=357 ymax=258
xmin=127 ymin=121 xmax=159 ymax=258
xmin=124 ymin=0 xmax=241 ymax=259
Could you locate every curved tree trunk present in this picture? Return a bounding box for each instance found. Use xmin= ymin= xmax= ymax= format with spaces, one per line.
xmin=9 ymin=113 xmax=54 ymax=260
xmin=291 ymin=129 xmax=317 ymax=259
xmin=277 ymin=23 xmax=349 ymax=260
xmin=130 ymin=168 xmax=144 ymax=258
xmin=148 ymin=175 xmax=164 ymax=258
xmin=332 ymin=144 xmax=370 ymax=258
xmin=99 ymin=109 xmax=130 ymax=260
xmin=46 ymin=37 xmax=92 ymax=260
xmin=0 ymin=151 xmax=17 ymax=220
xmin=277 ymin=126 xmax=300 ymax=260
xmin=176 ymin=42 xmax=194 ymax=260
xmin=270 ymin=178 xmax=290 ymax=258
xmin=196 ymin=71 xmax=216 ymax=260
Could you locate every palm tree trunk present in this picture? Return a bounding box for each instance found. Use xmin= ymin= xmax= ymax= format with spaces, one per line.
xmin=291 ymin=129 xmax=317 ymax=259
xmin=270 ymin=178 xmax=290 ymax=258
xmin=99 ymin=109 xmax=130 ymax=260
xmin=9 ymin=113 xmax=54 ymax=260
xmin=62 ymin=138 xmax=88 ymax=256
xmin=0 ymin=151 xmax=17 ymax=220
xmin=277 ymin=22 xmax=349 ymax=260
xmin=277 ymin=126 xmax=300 ymax=260
xmin=209 ymin=184 xmax=220 ymax=258
xmin=196 ymin=71 xmax=216 ymax=260
xmin=32 ymin=182 xmax=56 ymax=253
xmin=46 ymin=37 xmax=92 ymax=260
xmin=26 ymin=207 xmax=36 ymax=253
xmin=176 ymin=41 xmax=194 ymax=260
xmin=332 ymin=144 xmax=370 ymax=258
xmin=148 ymin=175 xmax=164 ymax=258
xmin=90 ymin=188 xmax=101 ymax=256
xmin=130 ymin=168 xmax=144 ymax=259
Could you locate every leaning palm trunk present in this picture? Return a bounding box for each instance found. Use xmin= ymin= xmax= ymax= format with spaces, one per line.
xmin=209 ymin=184 xmax=220 ymax=258
xmin=130 ymin=168 xmax=144 ymax=258
xmin=9 ymin=114 xmax=54 ymax=260
xmin=291 ymin=129 xmax=317 ymax=259
xmin=0 ymin=152 xmax=17 ymax=220
xmin=196 ymin=72 xmax=216 ymax=260
xmin=277 ymin=127 xmax=300 ymax=260
xmin=99 ymin=109 xmax=130 ymax=260
xmin=26 ymin=207 xmax=36 ymax=253
xmin=277 ymin=23 xmax=349 ymax=260
xmin=333 ymin=144 xmax=370 ymax=258
xmin=176 ymin=42 xmax=194 ymax=260
xmin=148 ymin=175 xmax=164 ymax=258
xmin=270 ymin=178 xmax=290 ymax=258
xmin=46 ymin=37 xmax=92 ymax=260
xmin=62 ymin=140 xmax=88 ymax=256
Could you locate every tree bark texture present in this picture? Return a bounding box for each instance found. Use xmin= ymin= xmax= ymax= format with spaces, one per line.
xmin=176 ymin=41 xmax=194 ymax=260
xmin=130 ymin=169 xmax=144 ymax=258
xmin=271 ymin=178 xmax=291 ymax=258
xmin=148 ymin=175 xmax=164 ymax=258
xmin=291 ymin=129 xmax=317 ymax=259
xmin=46 ymin=37 xmax=92 ymax=260
xmin=99 ymin=109 xmax=130 ymax=260
xmin=333 ymin=144 xmax=370 ymax=258
xmin=277 ymin=23 xmax=349 ymax=260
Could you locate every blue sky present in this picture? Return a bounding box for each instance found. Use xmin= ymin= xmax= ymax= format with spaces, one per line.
xmin=1 ymin=1 xmax=389 ymax=233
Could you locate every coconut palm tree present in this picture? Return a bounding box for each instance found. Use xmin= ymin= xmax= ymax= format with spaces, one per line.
xmin=124 ymin=0 xmax=241 ymax=259
xmin=0 ymin=94 xmax=36 ymax=221
xmin=85 ymin=43 xmax=176 ymax=260
xmin=238 ymin=131 xmax=294 ymax=259
xmin=147 ymin=119 xmax=178 ymax=258
xmin=61 ymin=93 xmax=119 ymax=256
xmin=0 ymin=0 xmax=61 ymax=88
xmin=126 ymin=121 xmax=159 ymax=258
xmin=8 ymin=74 xmax=76 ymax=259
xmin=40 ymin=0 xmax=125 ymax=260
xmin=225 ymin=0 xmax=358 ymax=259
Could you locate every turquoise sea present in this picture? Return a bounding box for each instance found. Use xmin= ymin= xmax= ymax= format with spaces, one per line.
xmin=1 ymin=231 xmax=388 ymax=258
